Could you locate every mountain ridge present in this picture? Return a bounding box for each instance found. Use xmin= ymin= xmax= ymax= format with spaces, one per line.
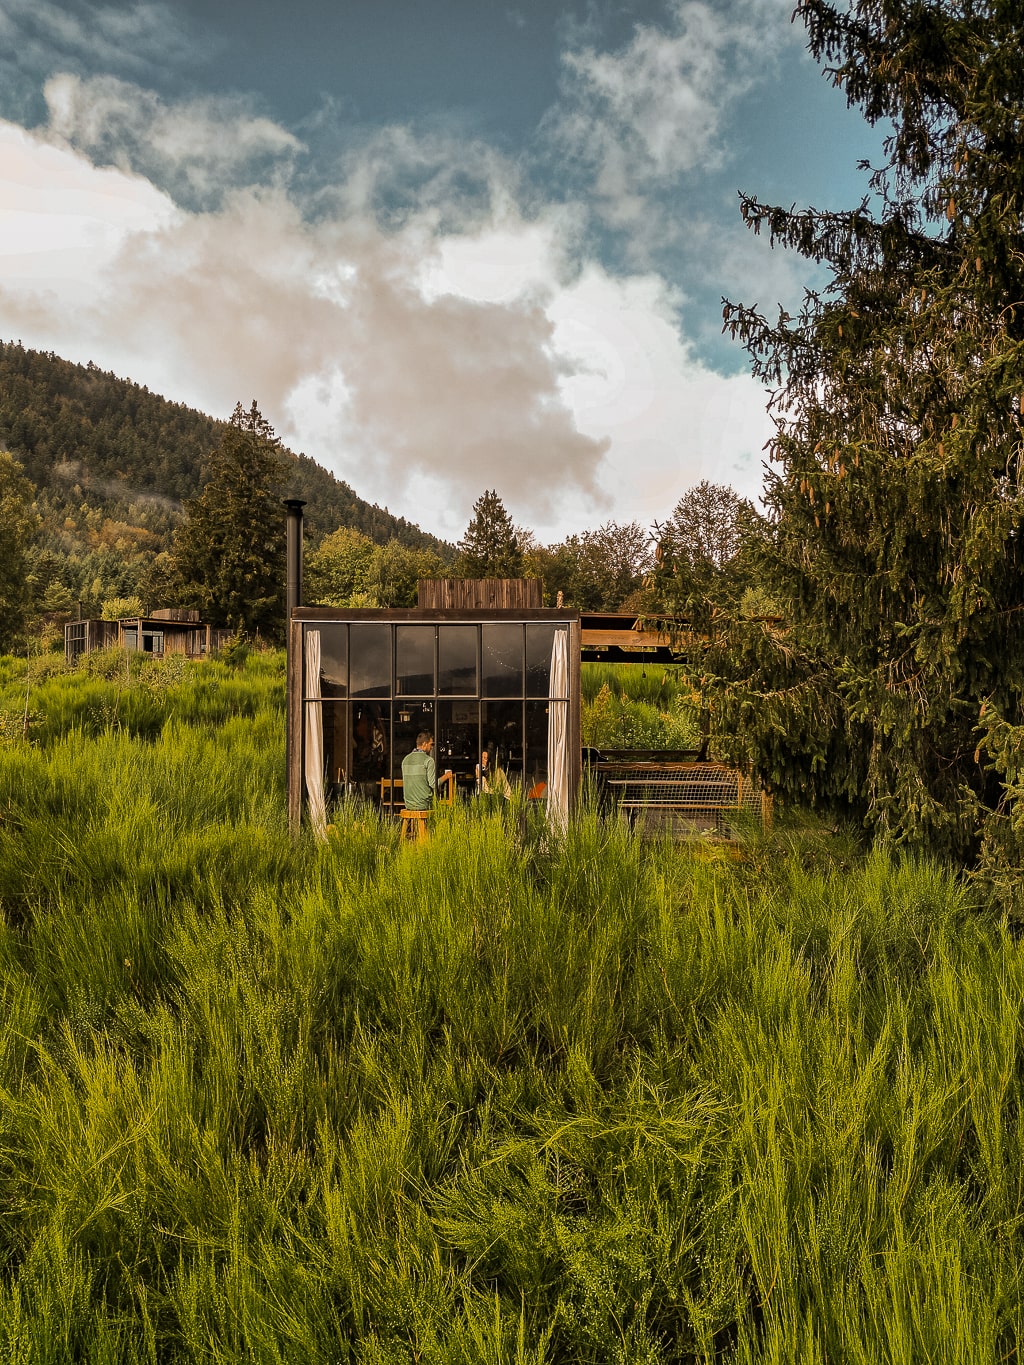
xmin=0 ymin=340 xmax=442 ymax=551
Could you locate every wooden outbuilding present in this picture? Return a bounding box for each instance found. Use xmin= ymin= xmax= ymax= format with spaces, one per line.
xmin=65 ymin=608 xmax=233 ymax=663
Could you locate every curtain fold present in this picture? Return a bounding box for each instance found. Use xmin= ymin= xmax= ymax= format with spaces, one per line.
xmin=303 ymin=629 xmax=329 ymax=839
xmin=547 ymin=628 xmax=569 ymax=835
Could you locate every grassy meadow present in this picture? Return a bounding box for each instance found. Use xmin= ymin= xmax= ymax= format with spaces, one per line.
xmin=0 ymin=650 xmax=1021 ymax=1362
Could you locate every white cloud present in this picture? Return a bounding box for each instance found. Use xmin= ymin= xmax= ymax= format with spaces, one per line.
xmin=0 ymin=121 xmax=176 ymax=305
xmin=42 ymin=73 xmax=302 ymax=205
xmin=549 ymin=0 xmax=794 ymax=231
xmin=0 ymin=65 xmax=775 ymax=543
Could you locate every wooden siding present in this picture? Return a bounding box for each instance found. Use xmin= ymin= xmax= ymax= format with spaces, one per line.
xmin=417 ymin=578 xmax=544 ymax=610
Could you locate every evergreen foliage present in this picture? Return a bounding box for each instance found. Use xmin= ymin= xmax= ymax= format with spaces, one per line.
xmin=699 ymin=0 xmax=1024 ymax=859
xmin=456 ymin=490 xmax=524 ymax=578
xmin=169 ymin=403 xmax=288 ymax=640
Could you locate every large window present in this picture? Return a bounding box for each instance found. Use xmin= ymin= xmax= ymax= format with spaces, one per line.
xmin=302 ymin=620 xmax=571 ymax=809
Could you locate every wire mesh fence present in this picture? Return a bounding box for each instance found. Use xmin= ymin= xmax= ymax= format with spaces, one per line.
xmin=595 ymin=759 xmax=770 ymax=840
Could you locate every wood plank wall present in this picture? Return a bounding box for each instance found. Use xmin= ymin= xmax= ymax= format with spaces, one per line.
xmin=416 ymin=578 xmax=544 ymax=610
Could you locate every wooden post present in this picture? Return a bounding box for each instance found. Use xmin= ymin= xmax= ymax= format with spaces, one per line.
xmin=287 ymin=616 xmax=304 ymax=834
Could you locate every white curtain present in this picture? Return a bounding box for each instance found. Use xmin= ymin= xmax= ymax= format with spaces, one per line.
xmin=547 ymin=628 xmax=569 ymax=835
xmin=303 ymin=629 xmax=329 ymax=840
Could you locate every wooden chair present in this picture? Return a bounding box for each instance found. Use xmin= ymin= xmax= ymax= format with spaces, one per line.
xmin=380 ymin=777 xmax=403 ymax=810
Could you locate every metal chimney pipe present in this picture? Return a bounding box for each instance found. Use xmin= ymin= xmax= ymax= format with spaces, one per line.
xmin=284 ymin=498 xmax=306 ymax=618
xmin=284 ymin=499 xmax=306 ymax=834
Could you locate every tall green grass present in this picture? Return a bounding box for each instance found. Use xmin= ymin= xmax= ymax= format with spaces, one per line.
xmin=0 ymin=650 xmax=1021 ymax=1361
xmin=581 ymin=663 xmax=699 ymax=750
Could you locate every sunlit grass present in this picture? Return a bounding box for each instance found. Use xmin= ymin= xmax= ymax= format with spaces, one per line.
xmin=0 ymin=649 xmax=1020 ymax=1360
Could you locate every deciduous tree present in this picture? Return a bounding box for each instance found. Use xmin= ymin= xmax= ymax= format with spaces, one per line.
xmin=528 ymin=521 xmax=654 ymax=610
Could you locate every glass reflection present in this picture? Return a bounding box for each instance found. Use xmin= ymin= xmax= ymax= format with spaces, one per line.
xmin=526 ymin=623 xmax=559 ymax=696
xmin=481 ymin=700 xmax=523 ymax=786
xmin=524 ymin=700 xmax=550 ymax=792
xmin=439 ymin=625 xmax=478 ymax=695
xmin=481 ymin=624 xmax=524 ymax=697
xmin=349 ymin=624 xmax=391 ymax=697
xmin=436 ymin=700 xmax=479 ymax=787
xmin=396 ymin=625 xmax=435 ymax=696
xmin=316 ymin=624 xmax=347 ymax=698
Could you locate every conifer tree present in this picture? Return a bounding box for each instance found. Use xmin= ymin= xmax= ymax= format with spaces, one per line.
xmin=456 ymin=490 xmax=523 ymax=578
xmin=697 ymin=0 xmax=1024 ymax=858
xmin=170 ymin=402 xmax=287 ymax=640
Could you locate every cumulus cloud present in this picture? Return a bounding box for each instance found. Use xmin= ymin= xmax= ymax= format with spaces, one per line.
xmin=0 ymin=124 xmax=615 ymax=535
xmin=0 ymin=0 xmax=794 ymax=541
xmin=0 ymin=121 xmax=177 ymax=305
xmin=42 ymin=73 xmax=303 ymax=206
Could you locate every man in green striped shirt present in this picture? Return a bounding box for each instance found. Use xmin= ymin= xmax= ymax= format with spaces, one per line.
xmin=401 ymin=732 xmax=436 ymax=810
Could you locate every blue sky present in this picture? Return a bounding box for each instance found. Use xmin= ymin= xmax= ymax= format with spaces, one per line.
xmin=0 ymin=0 xmax=884 ymax=541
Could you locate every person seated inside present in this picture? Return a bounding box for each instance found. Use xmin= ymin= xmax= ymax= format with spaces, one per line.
xmin=487 ymin=746 xmax=514 ymax=800
xmin=401 ymin=731 xmax=436 ymax=810
xmin=475 ymin=748 xmax=490 ymax=794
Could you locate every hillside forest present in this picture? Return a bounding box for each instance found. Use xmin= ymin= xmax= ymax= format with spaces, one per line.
xmin=0 ymin=342 xmax=699 ymax=646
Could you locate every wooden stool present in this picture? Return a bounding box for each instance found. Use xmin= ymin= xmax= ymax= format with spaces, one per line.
xmin=400 ymin=808 xmax=430 ymax=841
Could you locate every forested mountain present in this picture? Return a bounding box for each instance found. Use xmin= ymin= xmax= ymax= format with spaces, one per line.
xmin=0 ymin=340 xmax=444 ymax=631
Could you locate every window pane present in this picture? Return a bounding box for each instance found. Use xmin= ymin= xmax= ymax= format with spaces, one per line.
xmin=526 ymin=623 xmax=559 ymax=696
xmin=350 ymin=701 xmax=390 ymax=785
xmin=437 ymin=700 xmax=479 ymax=787
xmin=481 ymin=700 xmax=524 ymax=787
xmin=311 ymin=700 xmax=350 ymax=797
xmin=439 ymin=625 xmax=478 ymax=696
xmin=481 ymin=624 xmax=524 ymax=697
xmin=396 ymin=626 xmax=435 ymax=696
xmin=317 ymin=624 xmax=348 ymax=698
xmin=350 ymin=624 xmax=392 ymax=697
xmin=525 ymin=700 xmax=553 ymax=793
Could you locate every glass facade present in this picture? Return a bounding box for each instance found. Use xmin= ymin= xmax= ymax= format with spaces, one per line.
xmin=302 ymin=620 xmax=572 ymax=810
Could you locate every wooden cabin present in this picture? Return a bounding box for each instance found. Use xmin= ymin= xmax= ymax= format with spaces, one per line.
xmin=65 ymin=608 xmax=234 ymax=663
xmin=288 ymin=594 xmax=581 ymax=832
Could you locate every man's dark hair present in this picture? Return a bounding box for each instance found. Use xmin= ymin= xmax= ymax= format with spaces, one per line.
xmin=416 ymin=731 xmax=433 ymax=747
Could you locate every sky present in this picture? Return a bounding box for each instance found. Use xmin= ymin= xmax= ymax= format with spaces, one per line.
xmin=0 ymin=0 xmax=885 ymax=543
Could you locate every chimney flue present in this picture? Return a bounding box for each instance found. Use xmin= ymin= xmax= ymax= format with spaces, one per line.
xmin=284 ymin=499 xmax=305 ymax=619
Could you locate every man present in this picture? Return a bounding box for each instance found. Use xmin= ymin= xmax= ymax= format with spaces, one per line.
xmin=401 ymin=730 xmax=436 ymax=810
